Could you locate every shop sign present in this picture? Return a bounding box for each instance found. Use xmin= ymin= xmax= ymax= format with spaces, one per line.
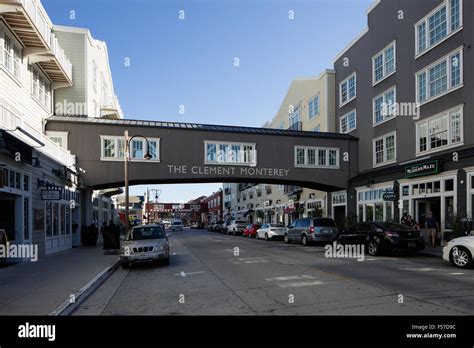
xmin=41 ymin=188 xmax=62 ymax=201
xmin=405 ymin=160 xmax=439 ymax=178
xmin=382 ymin=189 xmax=397 ymax=201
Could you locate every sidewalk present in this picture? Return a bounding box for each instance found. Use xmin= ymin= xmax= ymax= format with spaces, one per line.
xmin=0 ymin=246 xmax=119 ymax=315
xmin=418 ymin=245 xmax=443 ymax=258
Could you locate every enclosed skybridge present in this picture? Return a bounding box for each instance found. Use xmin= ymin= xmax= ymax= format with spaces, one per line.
xmin=45 ymin=116 xmax=359 ymax=191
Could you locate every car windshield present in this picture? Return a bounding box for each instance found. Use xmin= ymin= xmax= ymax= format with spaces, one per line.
xmin=269 ymin=224 xmax=285 ymax=227
xmin=127 ymin=227 xmax=166 ymax=240
xmin=313 ymin=219 xmax=336 ymax=227
xmin=378 ymin=222 xmax=415 ymax=231
xmin=173 ymin=222 xmax=182 ymax=225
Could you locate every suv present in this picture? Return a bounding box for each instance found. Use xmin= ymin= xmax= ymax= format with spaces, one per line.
xmin=171 ymin=221 xmax=184 ymax=231
xmin=227 ymin=220 xmax=248 ymax=236
xmin=285 ymin=218 xmax=338 ymax=246
xmin=120 ymin=224 xmax=170 ymax=268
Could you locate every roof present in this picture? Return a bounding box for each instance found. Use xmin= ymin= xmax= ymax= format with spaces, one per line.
xmin=46 ymin=115 xmax=358 ymax=141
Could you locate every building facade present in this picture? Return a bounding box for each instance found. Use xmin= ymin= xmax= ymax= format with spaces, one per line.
xmin=333 ymin=0 xmax=472 ymax=237
xmin=227 ymin=70 xmax=337 ymax=225
xmin=0 ymin=0 xmax=122 ymax=258
xmin=203 ymin=190 xmax=223 ymax=224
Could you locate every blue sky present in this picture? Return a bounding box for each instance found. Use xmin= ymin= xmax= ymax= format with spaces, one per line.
xmin=44 ymin=0 xmax=372 ymax=202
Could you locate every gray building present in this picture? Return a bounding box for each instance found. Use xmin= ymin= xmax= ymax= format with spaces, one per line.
xmin=333 ymin=0 xmax=473 ymax=236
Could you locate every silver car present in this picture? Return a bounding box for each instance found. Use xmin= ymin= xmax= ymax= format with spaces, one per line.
xmin=120 ymin=224 xmax=170 ymax=268
xmin=256 ymin=223 xmax=287 ymax=240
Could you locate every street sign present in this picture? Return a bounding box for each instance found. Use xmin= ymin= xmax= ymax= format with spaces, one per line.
xmin=41 ymin=189 xmax=62 ymax=201
xmin=405 ymin=160 xmax=439 ymax=178
xmin=382 ymin=189 xmax=397 ymax=201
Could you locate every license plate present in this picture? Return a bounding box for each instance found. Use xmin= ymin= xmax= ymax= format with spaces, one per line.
xmin=139 ymin=254 xmax=150 ymax=260
xmin=408 ymin=242 xmax=416 ymax=248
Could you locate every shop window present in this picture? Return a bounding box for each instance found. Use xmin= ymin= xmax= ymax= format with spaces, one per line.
xmin=445 ymin=196 xmax=454 ymax=229
xmin=402 ymin=200 xmax=409 ymax=215
xmin=413 ymin=184 xmax=419 ymax=195
xmin=375 ymin=203 xmax=384 ymax=221
xmin=60 ymin=205 xmax=66 ymax=235
xmin=15 ymin=172 xmax=21 ymax=190
xmin=23 ymin=175 xmax=29 ymax=192
xmin=386 ymin=203 xmax=393 ymax=221
xmin=434 ymin=181 xmax=441 ymax=193
xmin=426 ymin=182 xmax=433 ymax=194
xmin=9 ymin=170 xmax=14 ymax=188
xmin=402 ymin=186 xmax=409 ymax=196
xmin=366 ymin=205 xmax=374 ymax=222
xmin=24 ymin=198 xmax=29 ymax=240
xmin=46 ymin=202 xmax=53 ymax=237
xmin=445 ymin=179 xmax=454 ymax=191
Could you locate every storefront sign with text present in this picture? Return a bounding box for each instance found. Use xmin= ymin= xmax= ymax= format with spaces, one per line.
xmin=405 ymin=160 xmax=439 ymax=178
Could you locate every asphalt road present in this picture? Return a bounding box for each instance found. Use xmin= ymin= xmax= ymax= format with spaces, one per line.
xmin=74 ymin=229 xmax=474 ymax=315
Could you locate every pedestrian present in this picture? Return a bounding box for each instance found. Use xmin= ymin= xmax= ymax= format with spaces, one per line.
xmin=425 ymin=211 xmax=439 ymax=248
xmin=401 ymin=212 xmax=410 ymax=226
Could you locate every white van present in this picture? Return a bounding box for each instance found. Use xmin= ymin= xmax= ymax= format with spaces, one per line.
xmin=171 ymin=220 xmax=184 ymax=231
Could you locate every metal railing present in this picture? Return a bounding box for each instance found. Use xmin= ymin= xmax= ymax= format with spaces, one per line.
xmin=7 ymin=0 xmax=73 ymax=81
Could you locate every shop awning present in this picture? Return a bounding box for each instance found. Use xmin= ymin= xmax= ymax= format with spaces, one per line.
xmin=0 ymin=130 xmax=33 ymax=164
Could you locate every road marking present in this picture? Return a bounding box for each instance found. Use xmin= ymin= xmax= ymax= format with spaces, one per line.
xmin=279 ymin=281 xmax=324 ymax=288
xmin=265 ymin=275 xmax=316 ymax=282
xmin=172 ymin=252 xmax=176 ymax=255
xmin=174 ymin=271 xmax=206 ymax=277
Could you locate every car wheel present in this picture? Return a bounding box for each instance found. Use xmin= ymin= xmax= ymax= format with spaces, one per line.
xmin=121 ymin=262 xmax=130 ymax=269
xmin=450 ymin=246 xmax=473 ymax=269
xmin=302 ymin=235 xmax=308 ymax=246
xmin=367 ymin=240 xmax=380 ymax=256
xmin=265 ymin=233 xmax=269 ymax=241
xmin=284 ymin=234 xmax=289 ymax=244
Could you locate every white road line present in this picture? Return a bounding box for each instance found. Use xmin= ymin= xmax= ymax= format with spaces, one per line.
xmin=265 ymin=275 xmax=316 ymax=282
xmin=279 ymin=281 xmax=324 ymax=288
xmin=174 ymin=271 xmax=206 ymax=277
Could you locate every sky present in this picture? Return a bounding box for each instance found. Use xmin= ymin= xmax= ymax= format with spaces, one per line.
xmin=43 ymin=0 xmax=373 ymax=202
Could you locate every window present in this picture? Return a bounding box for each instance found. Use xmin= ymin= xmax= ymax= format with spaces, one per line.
xmin=289 ymin=104 xmax=302 ymax=130
xmin=92 ymin=60 xmax=98 ymax=92
xmin=372 ymin=41 xmax=396 ymax=84
xmin=416 ymin=47 xmax=463 ymax=104
xmin=373 ymin=86 xmax=396 ymax=125
xmin=416 ymin=0 xmax=462 ymax=56
xmin=205 ymin=141 xmax=256 ymax=166
xmin=373 ymin=132 xmax=396 ymax=166
xmin=308 ymin=94 xmax=320 ymax=119
xmin=416 ymin=106 xmax=463 ymax=154
xmin=340 ymin=110 xmax=356 ymax=133
xmin=100 ymin=136 xmax=160 ymax=161
xmin=31 ymin=67 xmax=51 ymax=110
xmin=2 ymin=32 xmax=21 ymax=79
xmin=294 ymin=146 xmax=339 ymax=168
xmin=339 ymin=73 xmax=356 ymax=106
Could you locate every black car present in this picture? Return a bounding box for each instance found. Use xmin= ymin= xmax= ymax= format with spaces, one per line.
xmin=337 ymin=221 xmax=425 ymax=256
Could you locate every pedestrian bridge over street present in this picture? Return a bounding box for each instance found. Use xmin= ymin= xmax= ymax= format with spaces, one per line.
xmin=45 ymin=116 xmax=359 ymax=192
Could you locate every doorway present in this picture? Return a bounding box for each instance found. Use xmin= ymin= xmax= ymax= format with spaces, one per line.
xmin=415 ymin=197 xmax=441 ymax=228
xmin=0 ymin=192 xmax=16 ymax=242
xmin=333 ymin=205 xmax=346 ymax=230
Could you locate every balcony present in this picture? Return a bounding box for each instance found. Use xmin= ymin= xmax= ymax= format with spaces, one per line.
xmin=101 ymin=95 xmax=123 ymax=119
xmin=0 ymin=0 xmax=73 ymax=86
xmin=287 ymin=122 xmax=302 ymax=131
xmin=0 ymin=104 xmax=75 ymax=167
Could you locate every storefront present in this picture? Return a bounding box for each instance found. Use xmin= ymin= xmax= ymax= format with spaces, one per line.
xmin=356 ymin=184 xmax=395 ymax=222
xmin=331 ymin=191 xmax=347 ymax=228
xmin=399 ymin=170 xmax=457 ymax=234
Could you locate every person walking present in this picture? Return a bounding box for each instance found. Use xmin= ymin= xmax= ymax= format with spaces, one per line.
xmin=425 ymin=211 xmax=439 ymax=248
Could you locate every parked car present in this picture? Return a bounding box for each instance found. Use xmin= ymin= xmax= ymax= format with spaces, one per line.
xmin=208 ymin=221 xmax=216 ymax=232
xmin=171 ymin=220 xmax=184 ymax=231
xmin=337 ymin=221 xmax=425 ymax=256
xmin=120 ymin=224 xmax=170 ymax=268
xmin=285 ymin=218 xmax=338 ymax=246
xmin=221 ymin=221 xmax=231 ymax=234
xmin=214 ymin=221 xmax=225 ymax=232
xmin=443 ymin=236 xmax=474 ymax=269
xmin=256 ymin=223 xmax=286 ymax=240
xmin=227 ymin=220 xmax=248 ymax=235
xmin=243 ymin=224 xmax=261 ymax=238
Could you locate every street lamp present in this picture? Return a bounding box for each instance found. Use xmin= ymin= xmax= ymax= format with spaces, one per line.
xmin=124 ymin=130 xmax=152 ymax=230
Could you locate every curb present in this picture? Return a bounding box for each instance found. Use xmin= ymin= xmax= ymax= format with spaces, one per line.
xmin=49 ymin=257 xmax=121 ymax=316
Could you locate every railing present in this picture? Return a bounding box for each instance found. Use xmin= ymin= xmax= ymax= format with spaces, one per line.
xmin=101 ymin=95 xmax=123 ymax=118
xmin=7 ymin=0 xmax=72 ymax=82
xmin=287 ymin=122 xmax=302 ymax=131
xmin=0 ymin=104 xmax=75 ymax=167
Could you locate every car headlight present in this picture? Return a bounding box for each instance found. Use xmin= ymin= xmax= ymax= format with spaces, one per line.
xmin=154 ymin=245 xmax=164 ymax=252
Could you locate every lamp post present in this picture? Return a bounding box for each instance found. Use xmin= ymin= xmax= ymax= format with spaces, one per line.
xmin=124 ymin=130 xmax=152 ymax=230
